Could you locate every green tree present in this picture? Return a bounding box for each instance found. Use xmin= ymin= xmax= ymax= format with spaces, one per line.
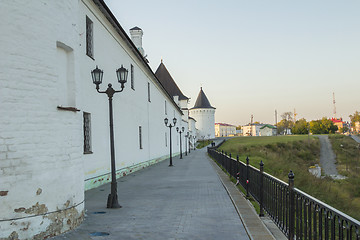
xmin=292 ymin=118 xmax=309 ymax=134
xmin=276 ymin=119 xmax=286 ymax=135
xmin=278 ymin=112 xmax=294 ymax=135
xmin=309 ymin=117 xmax=338 ymax=134
xmin=349 ymin=111 xmax=360 ymax=127
xmin=339 ymin=125 xmax=349 ymax=133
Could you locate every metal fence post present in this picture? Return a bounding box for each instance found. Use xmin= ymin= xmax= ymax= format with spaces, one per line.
xmin=221 ymin=150 xmax=224 ymax=167
xmin=236 ymin=155 xmax=239 ymax=176
xmin=229 ymin=153 xmax=232 ymax=177
xmin=288 ymin=170 xmax=295 ymax=240
xmin=246 ymin=156 xmax=249 ymax=198
xmin=225 ymin=152 xmax=228 ymax=173
xmin=259 ymin=160 xmax=264 ymax=217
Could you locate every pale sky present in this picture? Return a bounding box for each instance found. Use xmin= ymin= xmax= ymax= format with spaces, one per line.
xmin=104 ymin=0 xmax=360 ymax=126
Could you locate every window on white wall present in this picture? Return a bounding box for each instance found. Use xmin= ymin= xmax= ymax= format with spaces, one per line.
xmin=131 ymin=64 xmax=134 ymax=90
xmin=83 ymin=112 xmax=92 ymax=154
xmin=148 ymin=82 xmax=151 ymax=102
xmin=165 ymin=101 xmax=167 ymax=115
xmin=56 ymin=41 xmax=75 ymax=107
xmin=86 ymin=16 xmax=94 ymax=59
xmin=165 ymin=132 xmax=167 ymax=147
xmin=139 ymin=126 xmax=143 ymax=149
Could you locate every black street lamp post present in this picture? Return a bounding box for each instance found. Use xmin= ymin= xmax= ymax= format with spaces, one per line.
xmin=184 ymin=132 xmax=189 ymax=156
xmin=164 ymin=117 xmax=177 ymax=166
xmin=91 ymin=65 xmax=128 ymax=209
xmin=188 ymin=134 xmax=191 ymax=154
xmin=176 ymin=127 xmax=184 ymax=159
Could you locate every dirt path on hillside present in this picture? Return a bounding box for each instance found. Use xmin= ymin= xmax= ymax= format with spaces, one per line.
xmin=351 ymin=134 xmax=360 ymax=143
xmin=318 ymin=135 xmax=345 ymax=179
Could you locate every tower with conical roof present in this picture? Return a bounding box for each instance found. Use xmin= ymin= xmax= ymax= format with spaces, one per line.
xmin=189 ymin=88 xmax=215 ymax=139
xmin=155 ymin=60 xmax=190 ymax=120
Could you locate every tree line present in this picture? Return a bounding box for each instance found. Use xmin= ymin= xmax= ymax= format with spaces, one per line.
xmin=276 ymin=111 xmax=360 ymax=135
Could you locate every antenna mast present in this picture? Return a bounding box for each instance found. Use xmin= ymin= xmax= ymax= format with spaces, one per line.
xmin=333 ymin=92 xmax=336 ymax=118
xmin=275 ymin=110 xmax=278 ymax=136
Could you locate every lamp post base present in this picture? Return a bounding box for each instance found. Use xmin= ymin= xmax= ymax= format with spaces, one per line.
xmin=107 ymin=193 xmax=122 ymax=209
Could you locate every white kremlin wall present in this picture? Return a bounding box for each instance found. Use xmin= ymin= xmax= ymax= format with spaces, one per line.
xmin=0 ymin=0 xmax=184 ymax=239
xmin=189 ymin=109 xmax=215 ymax=139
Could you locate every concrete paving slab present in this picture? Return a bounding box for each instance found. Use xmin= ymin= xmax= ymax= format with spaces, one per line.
xmin=53 ymin=147 xmax=250 ymax=240
xmin=207 ymin=149 xmax=287 ymax=240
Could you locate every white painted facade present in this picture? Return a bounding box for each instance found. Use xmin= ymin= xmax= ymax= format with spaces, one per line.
xmin=259 ymin=125 xmax=277 ymax=136
xmin=188 ymin=117 xmax=197 ymax=148
xmin=242 ymin=124 xmax=265 ymax=136
xmin=0 ymin=1 xmax=185 ymax=239
xmin=189 ymin=108 xmax=216 ymax=140
xmin=215 ymin=123 xmax=237 ymax=137
xmin=129 ymin=27 xmax=145 ymax=56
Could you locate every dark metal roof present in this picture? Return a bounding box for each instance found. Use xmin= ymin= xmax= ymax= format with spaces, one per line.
xmin=130 ymin=26 xmax=142 ymax=31
xmin=91 ymin=0 xmax=183 ymax=115
xmin=155 ymin=62 xmax=189 ymax=100
xmin=191 ymin=88 xmax=215 ymax=109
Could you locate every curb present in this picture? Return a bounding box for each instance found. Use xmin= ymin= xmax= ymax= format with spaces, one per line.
xmin=207 ymin=156 xmax=278 ymax=240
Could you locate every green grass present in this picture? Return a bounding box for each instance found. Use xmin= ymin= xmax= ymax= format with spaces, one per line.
xmin=329 ymin=135 xmax=360 ymax=177
xmin=218 ymin=135 xmax=360 ymax=221
xmin=327 ymin=135 xmax=360 ymax=218
xmin=196 ymin=140 xmax=212 ymax=149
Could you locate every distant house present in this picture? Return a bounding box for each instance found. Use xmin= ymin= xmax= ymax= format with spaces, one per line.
xmin=259 ymin=124 xmax=277 ymax=136
xmin=242 ymin=124 xmax=265 ymax=136
xmin=236 ymin=129 xmax=243 ymax=136
xmin=331 ymin=118 xmax=344 ymax=132
xmin=215 ymin=123 xmax=236 ymax=137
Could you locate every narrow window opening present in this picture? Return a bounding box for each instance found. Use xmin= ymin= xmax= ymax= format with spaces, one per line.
xmin=83 ymin=112 xmax=92 ymax=154
xmin=131 ymin=64 xmax=134 ymax=90
xmin=165 ymin=101 xmax=167 ymax=115
xmin=86 ymin=16 xmax=94 ymax=59
xmin=148 ymin=82 xmax=151 ymax=102
xmin=139 ymin=126 xmax=143 ymax=149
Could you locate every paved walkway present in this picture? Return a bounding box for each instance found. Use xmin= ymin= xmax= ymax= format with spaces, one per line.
xmin=351 ymin=134 xmax=360 ymax=144
xmin=318 ymin=135 xmax=338 ymax=176
xmin=53 ymin=147 xmax=252 ymax=240
xmin=318 ymin=135 xmax=346 ymax=179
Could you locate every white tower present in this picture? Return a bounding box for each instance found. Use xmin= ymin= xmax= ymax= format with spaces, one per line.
xmin=129 ymin=26 xmax=145 ymax=56
xmin=189 ymin=88 xmax=216 ymax=140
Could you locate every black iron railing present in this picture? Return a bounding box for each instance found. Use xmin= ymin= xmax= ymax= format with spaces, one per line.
xmin=208 ymin=147 xmax=360 ymax=240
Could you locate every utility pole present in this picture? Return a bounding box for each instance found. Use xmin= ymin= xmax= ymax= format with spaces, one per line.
xmin=275 ymin=110 xmax=278 ymax=136
xmin=333 ymin=92 xmax=336 ymax=119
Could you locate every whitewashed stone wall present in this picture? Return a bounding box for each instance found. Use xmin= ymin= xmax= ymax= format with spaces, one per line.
xmin=79 ymin=0 xmax=182 ymax=190
xmin=189 ymin=109 xmax=215 ymax=139
xmin=0 ymin=1 xmax=84 ymax=239
xmin=0 ymin=0 xmax=184 ymax=239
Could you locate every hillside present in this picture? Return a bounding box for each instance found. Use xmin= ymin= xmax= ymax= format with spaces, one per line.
xmin=218 ymin=135 xmax=360 ymax=220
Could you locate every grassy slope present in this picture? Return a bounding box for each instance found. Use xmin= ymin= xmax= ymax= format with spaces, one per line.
xmin=218 ymin=135 xmax=360 ymax=221
xmin=196 ymin=140 xmax=212 ymax=149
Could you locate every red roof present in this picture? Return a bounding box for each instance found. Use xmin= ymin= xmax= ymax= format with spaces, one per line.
xmin=215 ymin=123 xmax=236 ymax=127
xmin=331 ymin=118 xmax=343 ymax=123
